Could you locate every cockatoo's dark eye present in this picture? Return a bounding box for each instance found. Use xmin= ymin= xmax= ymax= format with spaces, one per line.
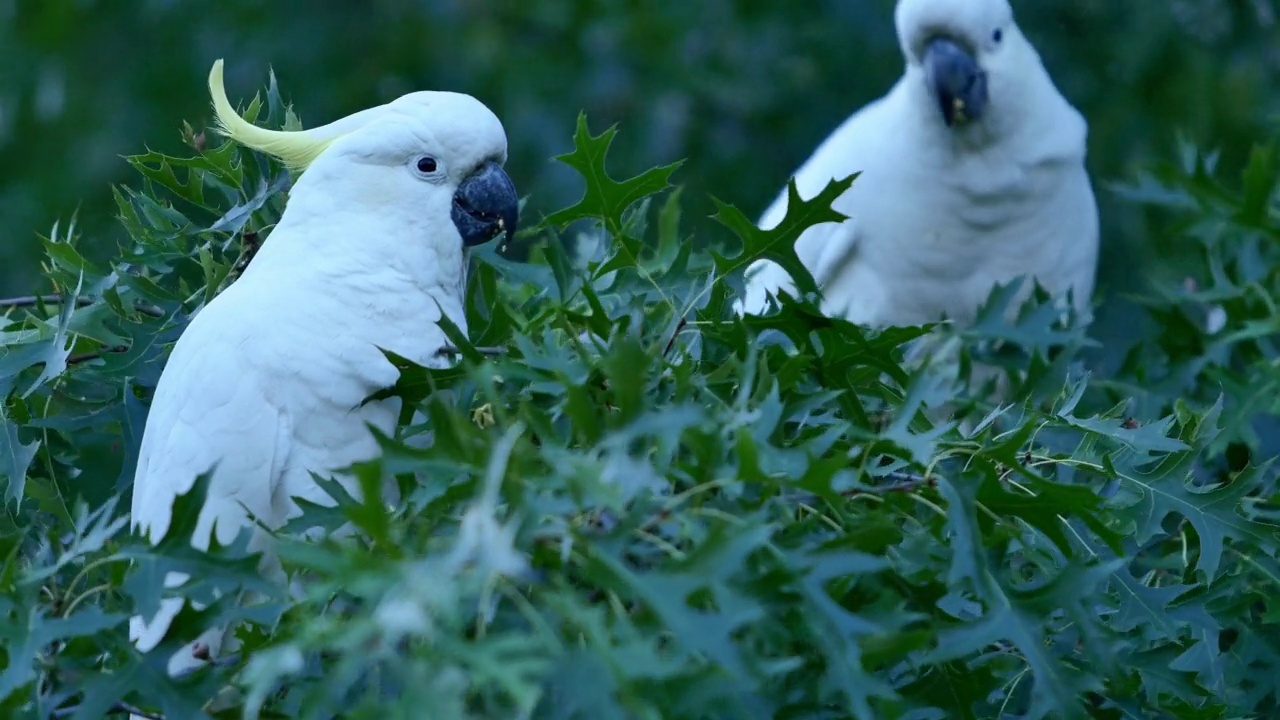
xmin=416 ymin=156 xmax=438 ymax=174
xmin=992 ymin=28 xmax=1003 ymax=43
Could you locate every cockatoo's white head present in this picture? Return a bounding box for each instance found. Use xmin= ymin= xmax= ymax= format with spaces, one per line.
xmin=894 ymin=0 xmax=1043 ymax=130
xmin=207 ymin=59 xmax=518 ymax=252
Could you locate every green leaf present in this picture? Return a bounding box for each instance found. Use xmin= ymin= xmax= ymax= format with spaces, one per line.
xmin=1 ymin=271 xmax=84 ymax=402
xmin=0 ymin=604 xmax=125 ymax=701
xmin=1113 ymin=398 xmax=1279 ymax=580
xmin=0 ymin=414 xmax=39 ymax=505
xmin=1238 ymin=141 xmax=1279 ymax=226
xmin=710 ymin=173 xmax=856 ymax=301
xmin=543 ymin=112 xmax=684 ymax=235
xmin=6 ymin=71 xmax=1280 ymax=720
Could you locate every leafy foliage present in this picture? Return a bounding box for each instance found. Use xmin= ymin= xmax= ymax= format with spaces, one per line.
xmin=1 ymin=73 xmax=1279 ymax=720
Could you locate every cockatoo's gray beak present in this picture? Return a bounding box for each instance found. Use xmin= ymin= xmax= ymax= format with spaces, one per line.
xmin=923 ymin=36 xmax=988 ymax=127
xmin=452 ymin=160 xmax=519 ymax=247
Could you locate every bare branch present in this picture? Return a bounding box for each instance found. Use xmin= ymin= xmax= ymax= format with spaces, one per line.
xmin=786 ymin=470 xmax=935 ymax=507
xmin=436 ymin=345 xmax=507 ymax=358
xmin=879 ymin=470 xmax=935 ymax=491
xmin=67 ymin=346 xmax=130 ymax=365
xmin=0 ymin=294 xmax=165 ymax=319
xmin=50 ymin=700 xmax=163 ymax=719
xmin=0 ymin=294 xmax=89 ymax=310
xmin=662 ymin=317 xmax=688 ymax=358
xmin=842 ymin=471 xmax=935 ymax=496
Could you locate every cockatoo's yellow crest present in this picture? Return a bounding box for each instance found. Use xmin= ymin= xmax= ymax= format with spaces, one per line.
xmin=208 ymin=59 xmax=335 ymax=171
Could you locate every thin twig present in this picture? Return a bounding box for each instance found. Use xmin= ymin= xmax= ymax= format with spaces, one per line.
xmin=0 ymin=294 xmax=165 ymax=319
xmin=662 ymin=317 xmax=688 ymax=358
xmin=436 ymin=345 xmax=507 ymax=358
xmin=218 ymin=230 xmax=263 ymax=292
xmin=841 ymin=480 xmax=929 ymax=497
xmin=0 ymin=294 xmax=92 ymax=310
xmin=50 ymin=700 xmax=163 ymax=719
xmin=869 ymin=470 xmax=935 ymax=493
xmin=840 ymin=472 xmax=935 ymax=497
xmin=786 ymin=471 xmax=935 ymax=506
xmin=67 ymin=346 xmax=129 ymax=365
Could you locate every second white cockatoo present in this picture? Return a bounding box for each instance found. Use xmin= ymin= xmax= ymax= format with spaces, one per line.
xmin=737 ymin=0 xmax=1098 ymax=330
xmin=128 ymin=60 xmax=518 ymax=679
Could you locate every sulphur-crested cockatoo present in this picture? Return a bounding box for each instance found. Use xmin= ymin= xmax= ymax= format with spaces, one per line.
xmin=128 ymin=59 xmax=518 ymax=679
xmin=737 ymin=0 xmax=1098 ymax=330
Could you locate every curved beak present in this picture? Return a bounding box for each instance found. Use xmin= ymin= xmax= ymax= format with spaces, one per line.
xmin=923 ymin=36 xmax=988 ymax=127
xmin=451 ymin=160 xmax=519 ymax=248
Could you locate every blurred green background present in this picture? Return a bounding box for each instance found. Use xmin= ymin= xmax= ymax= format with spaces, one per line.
xmin=1 ymin=0 xmax=1277 ymax=360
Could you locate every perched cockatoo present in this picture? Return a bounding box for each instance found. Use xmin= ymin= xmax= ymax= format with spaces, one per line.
xmin=737 ymin=0 xmax=1098 ymax=330
xmin=128 ymin=59 xmax=518 ymax=681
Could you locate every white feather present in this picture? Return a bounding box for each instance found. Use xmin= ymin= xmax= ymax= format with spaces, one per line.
xmin=128 ymin=78 xmax=511 ymax=682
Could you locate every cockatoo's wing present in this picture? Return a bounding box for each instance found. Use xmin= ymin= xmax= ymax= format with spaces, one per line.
xmin=128 ymin=293 xmax=289 ymax=670
xmin=130 ymin=326 xmax=285 ymax=551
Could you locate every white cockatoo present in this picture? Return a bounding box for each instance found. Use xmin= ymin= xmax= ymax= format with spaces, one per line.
xmin=737 ymin=0 xmax=1098 ymax=331
xmin=128 ymin=60 xmax=518 ymax=680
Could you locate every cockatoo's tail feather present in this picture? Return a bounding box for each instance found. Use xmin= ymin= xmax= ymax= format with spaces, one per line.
xmin=208 ymin=58 xmax=337 ymax=171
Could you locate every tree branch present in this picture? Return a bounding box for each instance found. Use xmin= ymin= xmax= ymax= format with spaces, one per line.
xmin=67 ymin=345 xmax=130 ymax=365
xmin=788 ymin=471 xmax=936 ymax=506
xmin=436 ymin=345 xmax=506 ymax=358
xmin=50 ymin=700 xmax=163 ymax=719
xmin=0 ymin=294 xmax=165 ymax=319
xmin=858 ymin=470 xmax=935 ymax=494
xmin=662 ymin=317 xmax=688 ymax=358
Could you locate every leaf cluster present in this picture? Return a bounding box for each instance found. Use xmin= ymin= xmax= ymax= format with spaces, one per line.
xmin=0 ymin=77 xmax=1277 ymax=720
